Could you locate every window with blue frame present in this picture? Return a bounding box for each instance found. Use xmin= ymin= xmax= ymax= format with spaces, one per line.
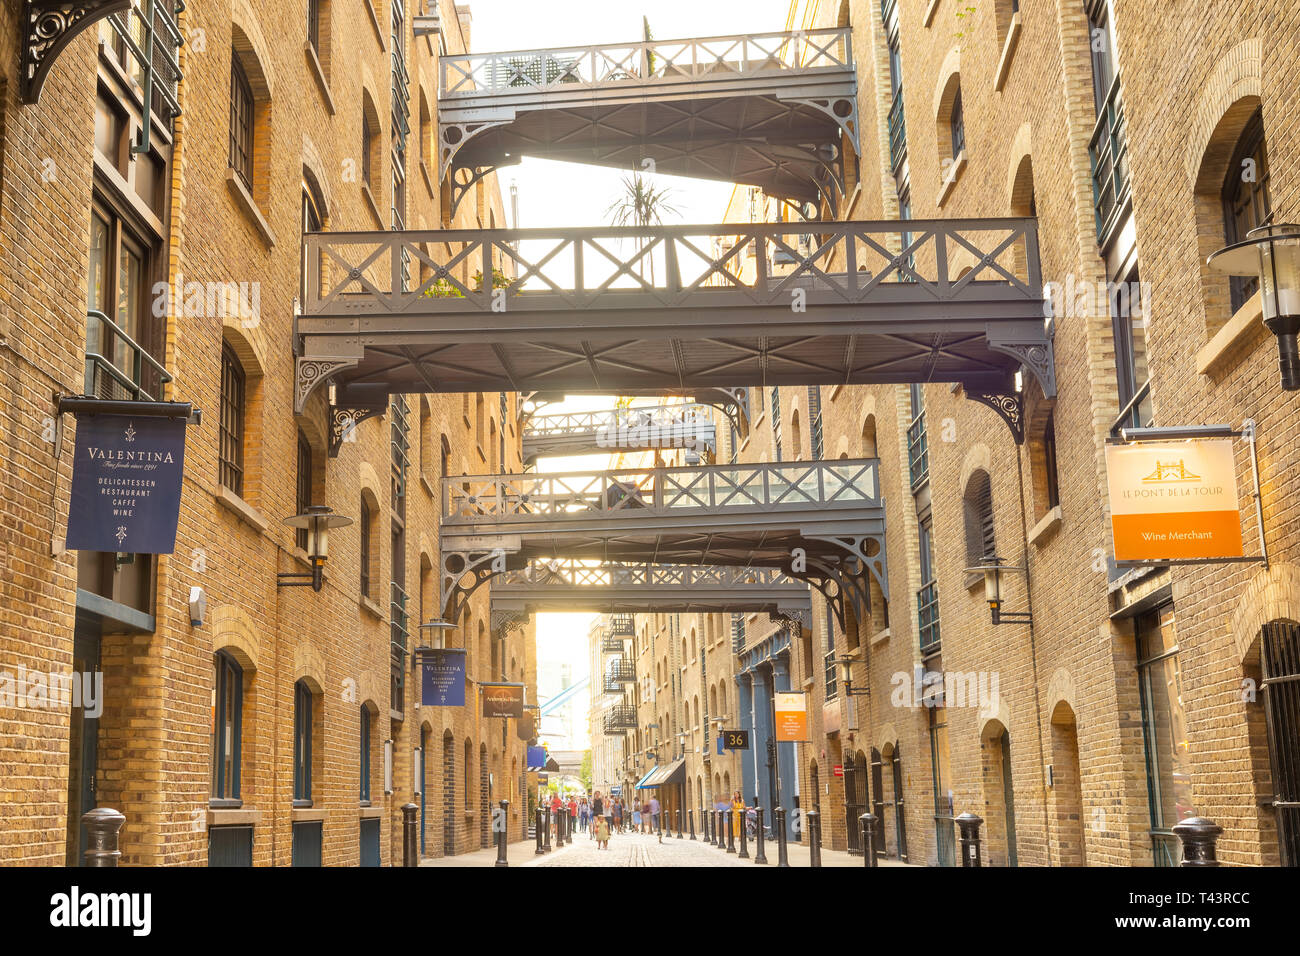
xmin=293 ymin=680 xmax=314 ymax=806
xmin=211 ymin=652 xmax=242 ymax=805
xmin=360 ymin=704 xmax=372 ymax=804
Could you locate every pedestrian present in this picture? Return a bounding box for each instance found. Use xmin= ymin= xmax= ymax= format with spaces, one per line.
xmin=613 ymin=798 xmax=623 ymax=833
xmin=569 ymin=794 xmax=578 ymax=833
xmin=648 ymin=794 xmax=660 ymax=834
xmin=595 ymin=808 xmax=611 ymax=849
xmin=591 ymin=791 xmax=604 ymax=840
xmin=579 ymin=797 xmax=589 ymax=832
xmin=731 ymin=790 xmax=746 ymax=841
xmin=632 ymin=799 xmax=642 ymax=831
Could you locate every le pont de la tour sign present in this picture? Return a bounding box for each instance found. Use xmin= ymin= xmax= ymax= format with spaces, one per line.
xmin=65 ymin=414 xmax=187 ymax=554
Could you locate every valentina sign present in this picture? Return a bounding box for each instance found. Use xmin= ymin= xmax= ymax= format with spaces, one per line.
xmin=66 ymin=415 xmax=187 ymax=554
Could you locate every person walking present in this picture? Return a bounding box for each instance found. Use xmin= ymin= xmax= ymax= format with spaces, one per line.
xmin=595 ymin=807 xmax=611 ymax=849
xmin=590 ymin=791 xmax=604 ymax=840
xmin=612 ymin=798 xmax=623 ymax=833
xmin=568 ymin=794 xmax=578 ymax=835
xmin=648 ymin=794 xmax=661 ymax=834
xmin=632 ymin=799 xmax=642 ymax=832
xmin=579 ymin=797 xmax=589 ymax=832
xmin=731 ymin=790 xmax=746 ymax=842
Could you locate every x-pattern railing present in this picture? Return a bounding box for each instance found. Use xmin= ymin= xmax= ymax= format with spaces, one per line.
xmin=439 ymin=28 xmax=852 ymax=98
xmin=498 ymin=560 xmax=803 ymax=589
xmin=524 ymin=404 xmax=711 ymax=438
xmin=304 ymin=218 xmax=1041 ymax=318
xmin=444 ymin=458 xmax=880 ymax=522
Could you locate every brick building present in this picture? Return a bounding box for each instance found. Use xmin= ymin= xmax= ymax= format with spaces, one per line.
xmin=749 ymin=0 xmax=1299 ymax=866
xmin=0 ymin=0 xmax=535 ymax=865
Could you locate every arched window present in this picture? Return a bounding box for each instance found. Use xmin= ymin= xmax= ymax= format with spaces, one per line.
xmin=212 ymin=651 xmax=243 ymax=803
xmin=295 ymin=429 xmax=313 ymax=550
xmin=359 ymin=494 xmax=375 ymax=598
xmin=949 ymin=85 xmax=966 ymax=158
xmin=293 ymin=680 xmax=315 ymax=805
xmin=1221 ymin=109 xmax=1272 ymax=312
xmin=219 ymin=342 xmax=246 ymax=495
xmin=963 ymin=470 xmax=996 ymax=567
xmin=228 ymin=51 xmax=254 ymax=189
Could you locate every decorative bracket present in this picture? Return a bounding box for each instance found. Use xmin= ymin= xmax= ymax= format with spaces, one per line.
xmin=446 ymin=158 xmax=519 ymax=221
xmin=491 ymin=609 xmax=529 ymax=636
xmin=438 ymin=117 xmax=513 ymax=177
xmin=21 ymin=0 xmax=132 ymax=105
xmin=965 ymin=390 xmax=1025 ymax=445
xmin=440 ymin=547 xmax=512 ymax=623
xmin=986 ymin=326 xmax=1057 ymax=399
xmin=802 ymin=531 xmax=888 ymax=597
xmin=783 ymin=96 xmax=860 ymax=156
xmin=295 ymin=356 xmax=359 ymax=415
xmin=328 ymin=403 xmax=386 ymax=457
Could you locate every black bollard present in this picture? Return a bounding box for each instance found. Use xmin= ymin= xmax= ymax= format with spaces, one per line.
xmin=82 ymin=807 xmax=125 ymax=868
xmin=558 ymin=807 xmax=567 ymax=845
xmin=808 ymin=810 xmax=822 ymax=867
xmin=718 ymin=811 xmax=728 ymax=849
xmin=543 ymin=807 xmax=552 ymax=852
xmin=535 ymin=807 xmax=545 ymax=855
xmin=401 ymin=803 xmax=418 ymax=867
xmin=859 ymin=812 xmax=878 ymax=867
xmin=1173 ymin=817 xmax=1223 ymax=867
xmin=689 ymin=808 xmax=696 ymax=840
xmin=753 ymin=805 xmax=768 ymax=864
xmin=738 ymin=807 xmax=749 ymax=859
xmin=726 ymin=809 xmax=736 ymax=853
xmin=657 ymin=807 xmax=663 ymax=843
xmin=774 ymin=807 xmax=789 ymax=867
xmin=955 ymin=812 xmax=983 ymax=867
xmin=676 ymin=807 xmax=683 ymax=839
xmin=495 ymin=800 xmax=510 ymax=867
xmin=706 ymin=807 xmax=715 ymax=845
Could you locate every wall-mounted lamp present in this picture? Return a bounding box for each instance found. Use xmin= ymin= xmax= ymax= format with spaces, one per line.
xmin=826 ymin=658 xmax=870 ymax=696
xmin=418 ymin=617 xmax=457 ymax=650
xmin=1209 ymin=222 xmax=1300 ymax=390
xmin=964 ymin=555 xmax=1032 ymax=625
xmin=412 ymin=745 xmax=424 ymax=795
xmin=277 ymin=505 xmax=352 ymax=592
xmin=384 ymin=739 xmax=394 ymax=795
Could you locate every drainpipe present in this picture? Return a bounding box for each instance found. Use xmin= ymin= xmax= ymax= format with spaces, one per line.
xmin=1016 ymin=447 xmax=1053 ymax=865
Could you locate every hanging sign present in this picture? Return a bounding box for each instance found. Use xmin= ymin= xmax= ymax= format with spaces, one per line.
xmin=526 ymin=745 xmax=547 ymax=770
xmin=1104 ymin=439 xmax=1244 ymax=561
xmin=66 ymin=415 xmax=187 ymax=554
xmin=722 ymin=730 xmax=750 ymax=750
xmin=419 ymin=648 xmax=467 ymax=707
xmin=774 ymin=691 xmax=809 ymax=742
xmin=482 ymin=682 xmax=525 ymax=718
xmin=517 ymin=712 xmax=537 ymax=741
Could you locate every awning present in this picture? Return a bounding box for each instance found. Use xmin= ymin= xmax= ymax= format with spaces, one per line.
xmin=633 ymin=767 xmax=658 ymax=790
xmin=639 ymin=757 xmax=686 ymax=789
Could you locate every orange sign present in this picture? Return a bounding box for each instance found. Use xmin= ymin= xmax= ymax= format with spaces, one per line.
xmin=774 ymin=691 xmax=808 ymax=742
xmin=1105 ymin=439 xmax=1244 ymax=562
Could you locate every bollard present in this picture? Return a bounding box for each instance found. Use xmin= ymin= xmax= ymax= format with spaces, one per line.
xmin=726 ymin=809 xmax=736 ymax=853
xmin=738 ymin=808 xmax=749 ymax=859
xmin=400 ymin=803 xmax=418 ymax=867
xmin=656 ymin=807 xmax=663 ymax=844
xmin=82 ymin=807 xmax=125 ymax=868
xmin=543 ymin=807 xmax=552 ymax=852
xmin=495 ymin=800 xmax=510 ymax=867
xmin=676 ymin=807 xmax=683 ymax=839
xmin=718 ymin=811 xmax=728 ymax=849
xmin=859 ymin=812 xmax=878 ymax=867
xmin=706 ymin=808 xmax=715 ymax=845
xmin=807 ymin=810 xmax=822 ymax=867
xmin=753 ymin=805 xmax=768 ymax=864
xmin=535 ymin=807 xmax=546 ymax=855
xmin=955 ymin=812 xmax=983 ymax=867
xmin=559 ymin=807 xmax=567 ymax=845
xmin=1173 ymin=817 xmax=1223 ymax=867
xmin=689 ymin=808 xmax=696 ymax=840
xmin=774 ymin=807 xmax=789 ymax=867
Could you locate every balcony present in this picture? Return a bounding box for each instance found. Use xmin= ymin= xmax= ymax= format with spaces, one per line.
xmin=601 ymin=632 xmax=627 ymax=654
xmin=1089 ymin=74 xmax=1131 ymax=247
xmin=84 ymin=309 xmax=171 ymax=402
xmin=604 ymin=705 xmax=638 ymax=734
xmin=297 ymin=218 xmax=1053 ymax=419
xmin=437 ymin=28 xmax=857 ymax=209
xmin=606 ymin=658 xmax=636 ymax=686
xmin=887 ymin=86 xmax=907 ymax=174
xmin=523 ymin=404 xmax=717 ymax=464
xmin=917 ymin=581 xmax=940 ymax=656
xmin=490 ymin=560 xmax=813 ymax=626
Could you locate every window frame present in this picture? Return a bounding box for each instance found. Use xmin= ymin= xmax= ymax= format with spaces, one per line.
xmin=219 ymin=341 xmax=247 ymax=496
xmin=293 ymin=680 xmax=314 ymax=806
xmin=296 ymin=430 xmax=313 ymax=551
xmin=211 ymin=651 xmax=243 ymax=806
xmin=360 ymin=704 xmax=372 ymax=805
xmin=228 ymin=50 xmax=255 ymax=190
xmin=1221 ymin=110 xmax=1272 ymax=313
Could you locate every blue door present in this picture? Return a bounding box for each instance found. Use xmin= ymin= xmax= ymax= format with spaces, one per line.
xmin=67 ymin=620 xmax=101 ymax=866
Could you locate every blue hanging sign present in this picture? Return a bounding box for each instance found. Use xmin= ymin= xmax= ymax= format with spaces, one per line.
xmin=419 ymin=648 xmax=467 ymax=706
xmin=66 ymin=414 xmax=187 ymax=554
xmin=527 ymin=745 xmax=547 ymax=769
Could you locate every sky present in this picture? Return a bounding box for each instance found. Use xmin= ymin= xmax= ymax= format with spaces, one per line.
xmin=465 ymin=0 xmax=796 ymax=749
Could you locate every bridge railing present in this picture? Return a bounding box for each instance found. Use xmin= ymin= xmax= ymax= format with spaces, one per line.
xmin=439 ymin=28 xmax=853 ymax=98
xmin=443 ymin=458 xmax=880 ymax=523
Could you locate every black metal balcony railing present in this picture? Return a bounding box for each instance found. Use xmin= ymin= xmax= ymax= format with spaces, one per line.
xmin=917 ymin=581 xmax=940 ymax=655
xmin=391 ymin=396 xmax=411 ymax=499
xmin=731 ymin=613 xmax=746 ymax=653
xmin=610 ymin=613 xmax=635 ymax=636
xmin=601 ymin=633 xmax=626 ymax=654
xmin=604 ymin=705 xmax=637 ymax=734
xmin=84 ymin=309 xmax=171 ymax=402
xmin=907 ymin=412 xmax=929 ymax=488
xmin=1088 ymin=73 xmax=1131 ymax=245
xmin=887 ymin=86 xmax=907 ymax=174
xmin=390 ymin=581 xmax=410 ymax=668
xmin=106 ymin=0 xmax=184 ymax=141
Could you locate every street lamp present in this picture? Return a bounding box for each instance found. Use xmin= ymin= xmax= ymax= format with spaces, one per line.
xmin=827 ymin=658 xmax=870 ymax=696
xmin=1208 ymin=222 xmax=1300 ymax=390
xmin=963 ymin=554 xmax=1031 ymax=625
xmin=277 ymin=505 xmax=352 ymax=592
xmin=418 ymin=618 xmax=457 ymax=649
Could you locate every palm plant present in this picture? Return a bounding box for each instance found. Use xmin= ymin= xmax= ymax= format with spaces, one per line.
xmin=605 ymin=172 xmax=680 ymax=284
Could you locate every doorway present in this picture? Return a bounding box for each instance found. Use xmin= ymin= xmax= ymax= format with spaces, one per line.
xmin=65 ymin=618 xmax=102 ymax=866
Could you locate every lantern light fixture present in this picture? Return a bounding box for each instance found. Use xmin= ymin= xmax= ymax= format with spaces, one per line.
xmin=1208 ymin=222 xmax=1300 ymax=390
xmin=277 ymin=505 xmax=352 ymax=592
xmin=963 ymin=554 xmax=1032 ymax=625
